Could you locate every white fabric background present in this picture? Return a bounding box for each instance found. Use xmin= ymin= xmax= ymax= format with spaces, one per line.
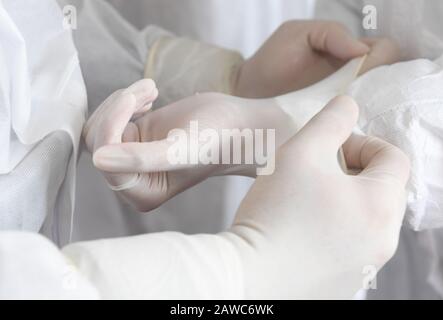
xmin=107 ymin=0 xmax=315 ymax=57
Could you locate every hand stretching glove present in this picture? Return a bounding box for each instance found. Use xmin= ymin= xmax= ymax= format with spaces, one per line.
xmin=146 ymin=20 xmax=377 ymax=100
xmin=83 ymin=79 xmax=296 ymax=212
xmin=230 ymin=96 xmax=411 ymax=299
xmin=233 ymin=21 xmax=399 ymax=98
xmin=86 ymin=41 xmax=401 ymax=215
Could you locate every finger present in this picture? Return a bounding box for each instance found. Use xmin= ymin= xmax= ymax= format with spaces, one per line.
xmin=358 ymin=37 xmax=401 ymax=75
xmin=91 ymin=92 xmax=137 ymax=152
xmin=308 ymin=21 xmax=369 ymax=60
xmin=89 ymin=79 xmax=157 ymax=130
xmin=93 ymin=139 xmax=199 ymax=173
xmin=85 ymin=79 xmax=157 ymax=143
xmin=343 ymin=134 xmax=410 ymax=186
xmin=135 ymin=102 xmax=154 ymax=115
xmin=289 ymin=95 xmax=359 ymax=156
xmin=83 ymin=79 xmax=158 ymax=149
xmin=103 ymin=123 xmax=141 ymax=189
xmin=125 ymin=80 xmax=159 ymax=115
xmin=83 ymin=90 xmax=122 ymax=146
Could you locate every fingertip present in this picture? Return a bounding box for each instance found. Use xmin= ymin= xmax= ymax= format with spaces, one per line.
xmin=142 ymin=78 xmax=157 ymax=89
xmin=353 ymin=41 xmax=370 ymax=55
xmin=324 ymin=23 xmax=369 ymax=59
xmin=92 ymin=148 xmax=104 ymax=170
xmin=126 ymin=80 xmax=158 ymax=111
xmin=336 ymin=39 xmax=369 ymax=60
xmin=151 ymin=87 xmax=159 ymax=101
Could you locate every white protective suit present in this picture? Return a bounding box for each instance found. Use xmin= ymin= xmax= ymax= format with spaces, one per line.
xmin=0 ymin=0 xmax=420 ymax=299
xmin=316 ymin=0 xmax=443 ymax=299
xmin=0 ymin=0 xmax=87 ymax=245
xmin=71 ymin=0 xmax=314 ymax=242
xmin=0 ymin=0 xmax=258 ymax=300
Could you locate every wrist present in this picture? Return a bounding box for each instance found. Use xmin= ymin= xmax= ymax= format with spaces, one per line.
xmin=231 ymin=59 xmax=261 ymax=98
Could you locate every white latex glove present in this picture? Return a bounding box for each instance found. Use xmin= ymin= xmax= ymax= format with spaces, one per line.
xmin=3 ymin=96 xmax=409 ymax=299
xmin=230 ymin=95 xmax=411 ymax=299
xmin=234 ymin=19 xmax=400 ymax=98
xmin=84 ymin=79 xmax=295 ymax=212
xmin=64 ymin=96 xmax=409 ymax=300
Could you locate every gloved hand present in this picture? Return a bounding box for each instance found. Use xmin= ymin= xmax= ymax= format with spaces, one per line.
xmin=234 ymin=20 xmax=400 ymax=98
xmin=83 ymin=79 xmax=295 ymax=212
xmin=228 ymin=95 xmax=411 ymax=298
xmin=75 ymin=95 xmax=410 ymax=299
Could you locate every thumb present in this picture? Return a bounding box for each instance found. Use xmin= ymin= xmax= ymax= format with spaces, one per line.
xmin=309 ymin=22 xmax=369 ymax=60
xmin=343 ymin=135 xmax=411 ymax=187
xmin=285 ymin=95 xmax=359 ymax=160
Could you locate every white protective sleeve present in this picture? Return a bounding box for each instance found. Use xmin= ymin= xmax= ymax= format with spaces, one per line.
xmin=347 ymin=56 xmax=443 ymax=231
xmin=0 ymin=231 xmax=244 ymax=299
xmin=0 ymin=232 xmax=99 ymax=299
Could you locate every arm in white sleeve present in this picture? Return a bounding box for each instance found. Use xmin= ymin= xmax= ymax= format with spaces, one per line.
xmin=315 ymin=0 xmax=365 ymax=37
xmin=0 ymin=232 xmax=99 ymax=299
xmin=62 ymin=232 xmax=244 ymax=299
xmin=0 ymin=231 xmax=244 ymax=299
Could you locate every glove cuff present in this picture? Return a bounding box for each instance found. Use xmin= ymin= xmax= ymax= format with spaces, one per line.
xmin=145 ymin=36 xmax=244 ymax=105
